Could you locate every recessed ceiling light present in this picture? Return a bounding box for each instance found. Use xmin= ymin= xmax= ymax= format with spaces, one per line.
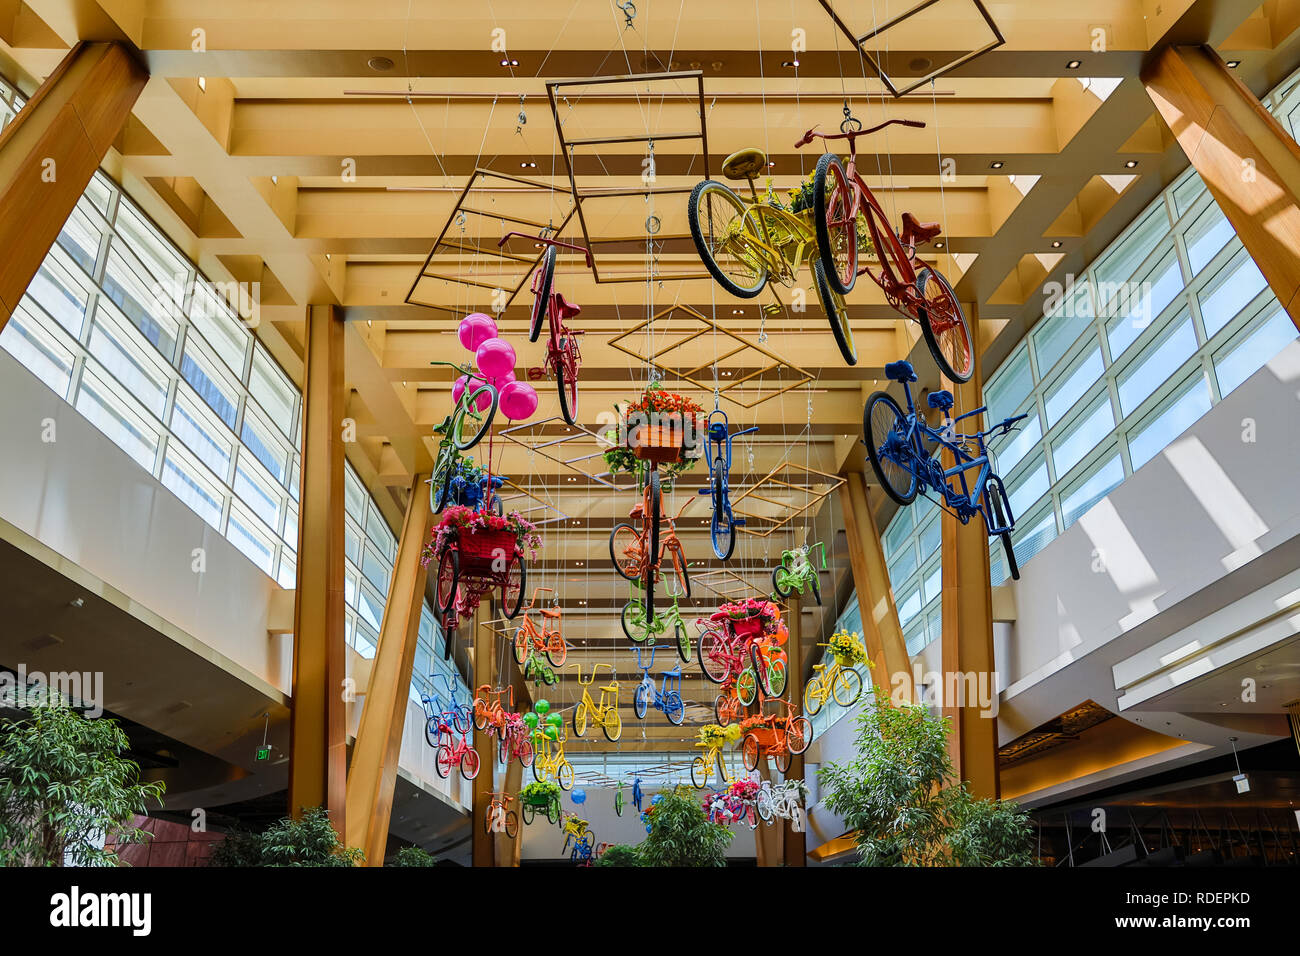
xmin=781 ymin=60 xmax=799 ymax=68
xmin=1124 ymin=160 xmax=1138 ymax=168
xmin=520 ymin=161 xmax=536 ymax=168
xmin=271 ymin=175 xmax=278 ymax=185
xmin=197 ymin=76 xmax=206 ymax=92
xmin=990 ymin=161 xmax=1004 ymax=169
xmin=368 ymin=56 xmax=395 ymax=72
xmin=1051 ymin=240 xmax=1062 ymax=248
xmin=1226 ymin=60 xmax=1241 ymax=69
xmin=1066 ymin=60 xmax=1081 ymax=69
xmin=500 ymin=58 xmax=519 ymax=67
xmin=767 ymin=161 xmax=776 ymax=167
xmin=934 ymin=241 xmax=944 ymax=249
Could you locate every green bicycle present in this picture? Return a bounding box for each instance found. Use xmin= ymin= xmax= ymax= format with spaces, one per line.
xmin=521 ymin=647 xmax=557 ymax=687
xmin=620 ymin=584 xmax=693 ymax=663
xmin=614 ymin=780 xmax=626 ymax=817
xmin=771 ymin=541 xmax=826 ymax=606
xmin=428 ymin=359 xmax=500 ymax=512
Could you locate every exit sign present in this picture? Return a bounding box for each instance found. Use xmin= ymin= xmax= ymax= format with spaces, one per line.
xmin=256 ymin=746 xmax=271 ymax=762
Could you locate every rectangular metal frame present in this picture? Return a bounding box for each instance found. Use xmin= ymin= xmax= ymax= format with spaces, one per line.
xmin=498 ymin=416 xmax=633 ymax=490
xmin=730 ymin=461 xmax=846 ymax=539
xmin=817 ymin=0 xmax=1005 ymax=97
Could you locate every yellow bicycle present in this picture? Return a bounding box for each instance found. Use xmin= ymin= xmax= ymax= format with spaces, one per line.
xmin=804 ymin=632 xmax=867 ymax=715
xmin=570 ymin=662 xmax=622 ymax=742
xmin=688 ymin=147 xmax=856 ymax=365
xmin=690 ymin=724 xmax=740 ymax=790
xmin=531 ymin=725 xmax=575 ymax=791
xmin=561 ymin=812 xmax=595 ymax=862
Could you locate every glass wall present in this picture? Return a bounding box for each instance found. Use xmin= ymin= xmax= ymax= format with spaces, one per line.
xmin=882 ymin=73 xmax=1300 ymax=655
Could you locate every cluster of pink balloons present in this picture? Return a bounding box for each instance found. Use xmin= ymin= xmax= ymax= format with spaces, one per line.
xmin=453 ymin=313 xmax=538 ymax=421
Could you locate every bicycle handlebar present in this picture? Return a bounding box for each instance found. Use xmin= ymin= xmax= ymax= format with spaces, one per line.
xmin=795 ymin=118 xmax=925 ymax=148
xmin=498 ymin=231 xmax=594 ymax=269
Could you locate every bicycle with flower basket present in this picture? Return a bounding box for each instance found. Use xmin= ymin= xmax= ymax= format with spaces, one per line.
xmin=691 ymin=723 xmax=741 ymax=790
xmin=424 ymin=505 xmax=540 ymax=632
xmin=498 ymin=712 xmax=536 ymax=768
xmin=512 ymin=586 xmax=567 ymax=668
xmin=427 ymin=359 xmax=500 ymax=512
xmin=519 ymin=780 xmax=562 ymax=826
xmin=757 ymin=778 xmax=808 ymax=830
xmin=804 ymin=630 xmax=868 ymax=716
xmin=561 ymin=812 xmax=596 ymax=862
xmin=698 ymin=598 xmax=788 ymax=700
xmin=740 ymin=699 xmax=813 ymax=774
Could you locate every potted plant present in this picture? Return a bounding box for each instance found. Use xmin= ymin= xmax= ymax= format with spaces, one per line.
xmin=828 ymin=629 xmax=869 ymax=668
xmin=518 ymin=780 xmax=562 ymax=825
xmin=602 ymin=382 xmax=703 ymax=483
xmin=420 ymin=504 xmax=542 ymax=573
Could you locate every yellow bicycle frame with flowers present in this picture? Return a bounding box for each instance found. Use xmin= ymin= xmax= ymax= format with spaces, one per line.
xmin=531 ymin=725 xmax=575 ymax=790
xmin=690 ymin=723 xmax=740 ymax=789
xmin=718 ymin=183 xmax=818 ymax=290
xmin=804 ymin=630 xmax=868 ymax=716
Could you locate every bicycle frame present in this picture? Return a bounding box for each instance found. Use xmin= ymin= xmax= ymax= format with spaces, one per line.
xmin=698 ymin=409 xmax=758 ymax=559
xmin=632 ymin=643 xmax=684 ymax=723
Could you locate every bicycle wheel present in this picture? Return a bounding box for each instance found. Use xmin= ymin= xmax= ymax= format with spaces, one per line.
xmin=501 ymin=554 xmax=526 ymax=618
xmin=917 ymin=266 xmax=974 ymax=384
xmin=710 ymin=471 xmax=736 ymax=561
xmin=665 ymin=539 xmax=691 ymax=600
xmin=434 ymin=744 xmax=453 ymax=778
xmin=687 ymin=180 xmax=767 ymax=298
xmin=615 ymin=791 xmax=625 ymax=816
xmin=714 ymin=693 xmax=730 ymax=723
xmin=620 ymin=600 xmax=647 ymax=641
xmin=453 ymin=709 xmax=470 ymax=736
xmin=742 ymin=734 xmax=761 ymax=772
xmin=863 ymin=391 xmax=919 ymax=505
xmin=809 ymin=569 xmax=822 ymax=606
xmin=505 ymin=810 xmax=519 ymax=840
xmin=546 ymin=799 xmax=559 ymax=825
xmin=530 ymin=246 xmax=556 ymax=342
xmin=461 ymin=747 xmax=481 ymax=780
xmin=699 ymin=628 xmax=730 ymax=683
xmin=573 ymin=701 xmax=588 ymax=737
xmin=774 ymin=749 xmax=791 ymax=775
xmin=666 ymin=692 xmax=685 ymax=726
xmin=756 ymin=788 xmax=775 ymax=823
xmin=690 ymin=756 xmax=709 ymax=789
xmin=452 ymin=385 xmax=499 ymax=450
xmin=522 ymin=804 xmax=535 ymax=826
xmin=555 ymin=344 xmax=578 ymax=427
xmin=556 ymin=761 xmax=574 ymax=791
xmin=424 ymin=716 xmax=442 ymax=748
xmin=513 ymin=626 xmax=529 ymax=666
xmin=813 ymin=152 xmax=859 ymax=295
xmin=754 ymin=644 xmax=786 ymax=697
xmin=603 ymin=707 xmax=622 ymax=742
xmin=609 ymin=524 xmax=643 ymax=581
xmin=430 ymin=444 xmax=456 ymax=513
xmin=531 ymin=759 xmax=544 ymax=784
xmin=634 ymin=681 xmax=650 ymax=720
xmin=674 ymin=620 xmax=691 ymax=664
xmin=986 ymin=476 xmax=1020 ymax=581
xmin=804 ymin=676 xmax=825 ymax=716
xmin=832 ymin=667 xmax=863 ymax=707
xmin=787 ymin=716 xmax=813 ymax=755
xmin=737 ymin=667 xmax=757 ymax=706
xmin=435 ymin=547 xmax=459 ymax=617
xmin=813 ymin=258 xmax=857 ymax=366
xmin=771 ymin=565 xmax=792 ymax=598
xmin=546 ymin=631 xmax=566 ymax=667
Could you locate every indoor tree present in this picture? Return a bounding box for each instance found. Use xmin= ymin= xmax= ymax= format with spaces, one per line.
xmin=210 ymin=806 xmax=362 ymax=867
xmin=637 ymin=786 xmax=733 ymax=867
xmin=0 ymin=688 xmax=165 ymax=866
xmin=591 ymin=843 xmax=642 ymax=867
xmin=819 ymin=687 xmax=1036 ymax=866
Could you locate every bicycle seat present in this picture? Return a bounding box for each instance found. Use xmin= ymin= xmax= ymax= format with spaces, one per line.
xmin=554 ymin=291 xmax=582 ymax=319
xmin=665 ymin=665 xmax=682 ymax=678
xmin=601 ymin=683 xmax=619 ymax=694
xmin=721 ymin=147 xmax=768 ymax=181
xmin=884 ymin=360 xmax=917 ymax=383
xmin=900 ymin=211 xmax=942 ymax=244
xmin=540 ymin=606 xmax=561 ymax=618
xmin=927 ymin=389 xmax=954 ymax=411
xmin=629 ymin=502 xmax=645 ymax=520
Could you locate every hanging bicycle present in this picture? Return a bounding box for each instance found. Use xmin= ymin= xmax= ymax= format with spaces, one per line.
xmin=620 ymin=583 xmax=693 ymax=663
xmin=427 ymin=359 xmax=500 ymax=512
xmin=632 ymin=643 xmax=685 ymax=725
xmin=770 ymin=541 xmax=826 ymax=606
xmin=697 ymin=409 xmax=757 ymax=560
xmin=609 ymin=468 xmax=692 ymax=617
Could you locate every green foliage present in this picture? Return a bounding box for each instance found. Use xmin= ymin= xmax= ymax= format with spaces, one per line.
xmin=389 ymin=845 xmax=438 ymax=867
xmin=209 ymin=807 xmax=362 ymax=867
xmin=592 ymin=843 xmax=642 ymax=867
xmin=636 ymin=785 xmax=733 ymax=867
xmin=0 ymin=690 xmax=165 ymax=866
xmin=818 ymin=688 xmax=1036 ymax=867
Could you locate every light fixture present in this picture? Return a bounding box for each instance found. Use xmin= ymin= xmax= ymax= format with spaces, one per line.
xmin=1226 ymin=60 xmax=1241 ymax=69
xmin=990 ymin=160 xmax=1004 ymax=169
xmin=1124 ymin=160 xmax=1138 ymax=168
xmin=767 ymin=161 xmax=776 ymax=167
xmin=520 ymin=161 xmax=536 ymax=168
xmin=501 ymin=58 xmax=519 ymax=67
xmin=934 ymin=241 xmax=944 ymax=249
xmin=781 ymin=59 xmax=799 ymax=68
xmin=1066 ymin=60 xmax=1081 ymax=69
xmin=1229 ymin=737 xmax=1251 ymax=793
xmin=197 ymin=76 xmax=207 ymax=92
xmin=1051 ymin=240 xmax=1062 ymax=248
xmin=271 ymin=175 xmax=279 ymax=185
xmin=325 ymin=253 xmax=331 ymax=261
xmin=368 ymin=56 xmax=395 ymax=72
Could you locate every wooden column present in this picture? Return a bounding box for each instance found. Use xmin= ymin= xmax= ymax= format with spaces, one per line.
xmin=839 ymin=473 xmax=913 ymax=701
xmin=753 ymin=760 xmax=781 ymax=865
xmin=288 ymin=304 xmax=347 ymax=830
xmin=470 ymin=604 xmax=496 ymax=867
xmin=939 ymin=367 xmax=1000 ymax=800
xmin=495 ymin=756 xmax=524 ymax=867
xmin=345 ymin=474 xmax=432 ymax=863
xmin=1145 ymin=44 xmax=1300 ymax=330
xmin=783 ymin=591 xmax=806 ymax=866
xmin=0 ymin=42 xmax=146 ymax=328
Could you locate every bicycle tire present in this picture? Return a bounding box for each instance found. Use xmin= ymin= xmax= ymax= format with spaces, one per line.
xmin=634 ymin=681 xmax=650 ymax=720
xmin=813 ymin=152 xmax=859 ymax=295
xmin=687 ymin=179 xmax=767 ymax=298
xmin=714 ymin=693 xmax=730 ymax=723
xmin=530 ymin=246 xmax=556 ymax=342
xmin=809 ymin=568 xmax=822 ymax=606
xmin=505 ymin=810 xmax=519 ymax=840
xmin=833 ymin=667 xmax=863 ymax=707
xmin=804 ymin=676 xmax=825 ymax=716
xmin=513 ymin=626 xmax=529 ymax=666
xmin=546 ymin=799 xmax=559 ymax=825
xmin=767 ymin=655 xmax=787 ymax=698
xmin=603 ymin=708 xmax=622 ymax=742
xmin=674 ymin=620 xmax=691 ymax=664
xmin=522 ymin=804 xmax=535 ymax=826
xmin=424 ymin=715 xmax=441 ymax=749
xmin=737 ymin=667 xmax=757 ymax=706
xmin=986 ymin=476 xmax=1021 ymax=581
xmin=556 ymin=761 xmax=574 ymax=791
xmin=771 ymin=566 xmax=792 ymax=598
xmin=501 ymin=554 xmax=526 ymax=619
xmin=813 ymin=257 xmax=857 ymax=366
xmin=461 ymin=748 xmax=480 ymax=781
xmin=787 ymin=716 xmax=813 ymax=755
xmin=555 ymin=348 xmax=578 ymax=426
xmin=742 ymin=734 xmax=761 ymax=772
xmin=774 ymin=749 xmax=791 ymax=775
xmin=435 ymin=546 xmax=459 ymax=618
xmin=430 ymin=445 xmax=456 ymax=513
xmin=917 ymin=266 xmax=974 ymax=384
xmin=573 ymin=701 xmax=588 ymax=737
xmin=545 ymin=632 xmax=566 ymax=667
xmin=434 ymin=744 xmax=453 ymax=778
xmin=665 ymin=539 xmax=691 ymax=600
xmin=691 ymin=756 xmax=709 ymax=790
xmin=710 ymin=470 xmax=736 ymax=560
xmin=699 ymin=628 xmax=730 ymax=683
xmin=666 ymin=692 xmax=685 ymax=726
xmin=609 ymin=524 xmax=642 ymax=581
xmin=452 ymin=385 xmax=499 ymax=450
xmin=863 ymin=391 xmax=919 ymax=505
xmin=620 ymin=600 xmax=647 ymax=642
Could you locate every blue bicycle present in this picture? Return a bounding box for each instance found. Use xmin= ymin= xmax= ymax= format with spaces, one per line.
xmin=698 ymin=409 xmax=758 ymax=560
xmin=632 ymin=644 xmax=685 ymax=725
xmin=632 ymin=776 xmax=644 ymax=812
xmin=419 ymin=673 xmax=473 ymax=746
xmin=862 ymin=360 xmax=1025 ymax=580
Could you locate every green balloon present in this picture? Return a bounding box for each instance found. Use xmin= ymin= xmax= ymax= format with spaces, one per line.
xmin=547 ymin=712 xmax=563 ymax=726
xmin=534 ymin=699 xmax=551 ymax=715
xmin=545 ymin=726 xmax=559 ymax=740
xmin=523 ymin=712 xmax=539 ymax=728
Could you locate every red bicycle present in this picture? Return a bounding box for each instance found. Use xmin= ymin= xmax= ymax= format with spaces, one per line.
xmin=499 ymin=232 xmax=592 ymax=427
xmin=796 ymin=116 xmax=974 ymax=384
xmin=434 ymin=724 xmax=481 ymax=781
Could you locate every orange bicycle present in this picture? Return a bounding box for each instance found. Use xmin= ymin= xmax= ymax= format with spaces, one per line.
xmin=484 ymin=791 xmax=520 ymax=838
xmin=609 ymin=469 xmax=691 ymax=616
xmin=740 ymin=699 xmax=813 ymax=774
xmin=472 ymin=684 xmax=515 ymax=738
xmin=512 ymin=586 xmax=567 ymax=668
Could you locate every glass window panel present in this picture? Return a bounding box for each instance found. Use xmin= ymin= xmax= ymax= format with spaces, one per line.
xmin=1051 ymin=394 xmax=1115 ymax=478
xmin=1184 ymin=203 xmax=1234 ymax=274
xmin=289 ymin=458 xmax=300 ymax=502
xmin=1117 ymin=314 xmax=1197 ymax=416
xmin=1011 ymin=509 xmax=1058 ymax=566
xmin=357 ymin=583 xmax=385 ymax=632
xmin=344 ymin=466 xmax=367 ymax=521
xmin=249 ymin=347 xmax=297 ymax=440
xmin=991 ymin=411 xmax=1040 ymax=476
xmin=1106 ymin=252 xmax=1184 ymax=361
xmin=903 ymin=620 xmax=927 ymax=656
xmin=364 ymin=504 xmax=395 ymax=559
xmin=1006 ymin=454 xmax=1049 ymax=519
xmin=188 ymin=281 xmax=249 ymax=377
xmin=86 ymin=301 xmax=171 ymax=419
xmin=84 ymin=174 xmax=114 ymax=217
xmin=898 ymin=586 xmax=922 ymax=625
xmin=276 ymin=551 xmax=296 ymax=590
xmin=361 ymin=544 xmax=390 ymax=594
xmin=1128 ymin=374 xmax=1212 ymax=471
xmin=1198 ymin=255 xmax=1266 ymax=339
xmin=101 ymin=247 xmax=179 ymax=358
xmin=170 ymin=385 xmax=233 ymax=480
xmin=1094 ymin=202 xmax=1168 ymax=293
xmin=114 ymin=200 xmax=189 ymax=290
xmin=918 ymin=513 xmax=941 ymax=562
xmin=1214 ymin=307 xmax=1298 ymax=397
xmin=1061 ymin=453 xmax=1124 ymax=528
xmin=983 ymin=346 xmax=1033 ymax=424
xmin=1032 ymin=284 xmax=1094 ymax=377
xmin=0 ymin=304 xmax=75 ymax=398
xmin=922 ymin=561 xmax=942 ymax=604
xmin=354 ymin=622 xmax=377 ymax=659
xmin=74 ymin=364 xmax=160 ymax=470
xmin=283 ymin=505 xmax=298 ymax=550
xmin=26 ymin=253 xmax=90 ymax=339
xmin=180 ymin=334 xmax=239 ymax=428
xmin=56 ymin=203 xmax=104 ymax=276
xmin=160 ymin=444 xmax=223 ymax=530
xmin=1043 ymin=341 xmax=1103 ymax=427
xmin=344 ymin=519 xmax=362 ymax=565
xmin=240 ymin=404 xmax=290 ymax=486
xmin=234 ymin=448 xmax=284 ymax=532
xmin=888 ymin=543 xmax=918 ymax=591
xmin=227 ymin=504 xmax=276 ymax=576
xmin=1171 ymin=171 xmax=1206 ymax=217
xmin=344 ymin=567 xmax=358 ymax=609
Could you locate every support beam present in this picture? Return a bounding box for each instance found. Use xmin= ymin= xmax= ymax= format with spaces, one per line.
xmin=939 ymin=367 xmax=1000 ymax=800
xmin=1144 ymin=44 xmax=1300 ymax=329
xmin=496 ymin=756 xmax=523 ymax=867
xmin=0 ymin=42 xmax=146 ymax=328
xmin=470 ymin=603 xmax=495 ymax=867
xmin=754 ymin=759 xmax=781 ymax=866
xmin=288 ymin=304 xmax=347 ymax=829
xmin=838 ymin=473 xmax=913 ymax=700
xmin=345 ymin=475 xmax=433 ymax=863
xmin=783 ymin=591 xmax=806 ymax=867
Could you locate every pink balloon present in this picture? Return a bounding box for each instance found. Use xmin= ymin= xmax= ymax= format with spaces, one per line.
xmin=475 ymin=338 xmax=516 ymax=380
xmin=451 ymin=375 xmax=467 ymax=405
xmin=499 ymin=381 xmax=538 ymax=421
xmin=492 ymin=369 xmax=517 ymax=389
xmin=467 ymin=375 xmax=494 ymax=412
xmin=458 ymin=313 xmax=498 ymax=352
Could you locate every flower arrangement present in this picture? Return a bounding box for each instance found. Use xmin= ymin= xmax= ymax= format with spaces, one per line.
xmin=520 ymin=780 xmax=561 ymax=805
xmin=727 ymin=779 xmax=759 ymax=801
xmin=785 ymin=171 xmax=875 ymax=255
xmin=828 ymin=629 xmax=869 ymax=667
xmin=602 ymin=381 xmax=702 ymax=486
xmin=697 ymin=723 xmax=741 ymax=748
xmin=420 ymin=504 xmax=543 ymax=567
